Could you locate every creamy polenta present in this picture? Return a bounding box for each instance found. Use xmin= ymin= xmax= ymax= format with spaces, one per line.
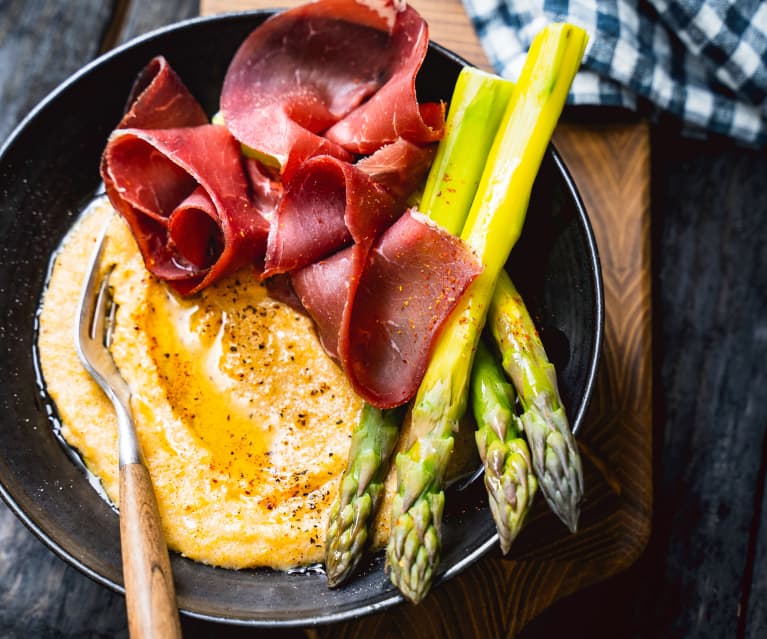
xmin=37 ymin=197 xmax=476 ymax=571
xmin=38 ymin=196 xmax=367 ymax=569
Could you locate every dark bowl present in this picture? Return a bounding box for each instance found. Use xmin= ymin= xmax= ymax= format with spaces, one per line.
xmin=0 ymin=10 xmax=603 ymax=628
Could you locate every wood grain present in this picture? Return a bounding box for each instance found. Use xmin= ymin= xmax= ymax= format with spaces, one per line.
xmin=643 ymin=134 xmax=767 ymax=638
xmin=199 ymin=1 xmax=654 ymax=636
xmin=119 ymin=463 xmax=181 ymax=639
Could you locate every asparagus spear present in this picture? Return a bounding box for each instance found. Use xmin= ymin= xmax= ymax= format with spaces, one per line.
xmin=424 ymin=68 xmax=541 ymax=552
xmin=420 ymin=67 xmax=514 ymax=234
xmin=324 ymin=67 xmax=514 ymax=587
xmin=386 ymin=23 xmax=588 ymax=603
xmin=489 ymin=270 xmax=583 ymax=532
xmin=423 ymin=66 xmax=544 ymax=554
xmin=325 ymin=404 xmax=403 ymax=586
xmin=471 ymin=339 xmax=537 ymax=553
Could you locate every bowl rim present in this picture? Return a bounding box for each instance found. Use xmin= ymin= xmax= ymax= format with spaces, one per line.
xmin=0 ymin=9 xmax=604 ymax=627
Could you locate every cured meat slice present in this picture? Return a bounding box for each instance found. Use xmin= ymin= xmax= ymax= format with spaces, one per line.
xmin=324 ymin=5 xmax=445 ymax=153
xmin=117 ymin=56 xmax=209 ymax=130
xmin=263 ymin=157 xmax=384 ymax=276
xmin=102 ymin=124 xmax=270 ymax=295
xmin=264 ymin=139 xmax=434 ymax=277
xmin=220 ymin=1 xmax=440 ymax=178
xmin=220 ymin=5 xmax=383 ymax=179
xmin=292 ymin=210 xmax=482 ymax=408
xmin=344 ymin=210 xmax=481 ymax=406
xmin=355 ymin=137 xmax=436 ymax=199
xmin=291 ymin=248 xmax=353 ymax=359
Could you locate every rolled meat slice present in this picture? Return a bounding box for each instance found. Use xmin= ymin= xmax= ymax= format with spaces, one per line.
xmin=101 ymin=54 xmax=274 ymax=294
xmin=102 ymin=124 xmax=271 ymax=295
xmin=116 ymin=55 xmax=209 ymax=130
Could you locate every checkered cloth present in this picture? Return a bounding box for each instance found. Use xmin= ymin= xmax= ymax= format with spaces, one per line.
xmin=461 ymin=0 xmax=767 ymax=146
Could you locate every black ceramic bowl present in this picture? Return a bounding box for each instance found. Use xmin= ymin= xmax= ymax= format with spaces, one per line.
xmin=0 ymin=11 xmax=603 ymax=627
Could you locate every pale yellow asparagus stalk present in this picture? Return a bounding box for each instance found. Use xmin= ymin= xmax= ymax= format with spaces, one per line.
xmin=424 ymin=68 xmax=540 ymax=554
xmin=420 ymin=67 xmax=514 ymax=234
xmin=386 ymin=23 xmax=588 ymax=604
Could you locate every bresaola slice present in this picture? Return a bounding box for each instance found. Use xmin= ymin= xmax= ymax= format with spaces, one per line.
xmin=264 ymin=139 xmax=434 ymax=276
xmin=324 ymin=4 xmax=444 ymax=153
xmin=220 ymin=6 xmax=383 ymax=179
xmin=118 ymin=55 xmax=209 ymax=130
xmin=293 ymin=210 xmax=482 ymax=408
xmin=220 ymin=2 xmax=444 ymax=178
xmin=103 ymin=125 xmax=270 ymax=295
xmin=101 ymin=57 xmax=271 ymax=295
xmin=355 ymin=137 xmax=436 ymax=200
xmin=291 ymin=249 xmax=353 ymax=359
xmin=345 ymin=211 xmax=480 ymax=406
xmin=264 ymin=157 xmax=379 ymax=276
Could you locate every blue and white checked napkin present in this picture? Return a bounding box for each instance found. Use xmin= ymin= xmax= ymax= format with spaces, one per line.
xmin=461 ymin=0 xmax=767 ymax=146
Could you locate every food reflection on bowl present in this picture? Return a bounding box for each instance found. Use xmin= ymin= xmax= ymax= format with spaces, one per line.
xmin=0 ymin=10 xmax=602 ymax=626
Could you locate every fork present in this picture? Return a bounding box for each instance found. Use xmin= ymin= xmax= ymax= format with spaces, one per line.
xmin=75 ymin=225 xmax=182 ymax=639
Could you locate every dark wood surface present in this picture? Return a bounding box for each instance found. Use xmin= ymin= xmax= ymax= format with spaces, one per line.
xmin=0 ymin=1 xmax=764 ymax=638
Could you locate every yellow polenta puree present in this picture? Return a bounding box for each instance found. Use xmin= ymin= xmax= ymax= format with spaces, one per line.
xmin=37 ymin=197 xmax=477 ymax=571
xmin=37 ymin=197 xmax=365 ymax=570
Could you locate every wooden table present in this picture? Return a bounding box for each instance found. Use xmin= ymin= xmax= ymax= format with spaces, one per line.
xmin=1 ymin=2 xmax=765 ymax=638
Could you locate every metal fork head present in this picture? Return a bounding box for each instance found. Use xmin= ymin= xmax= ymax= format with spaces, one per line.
xmin=74 ymin=225 xmax=141 ymax=466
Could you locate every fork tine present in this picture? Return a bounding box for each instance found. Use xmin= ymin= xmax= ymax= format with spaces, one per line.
xmin=73 ymin=223 xmax=129 ymax=410
xmin=92 ymin=270 xmax=113 ymax=346
xmin=76 ymin=224 xmax=109 ymax=351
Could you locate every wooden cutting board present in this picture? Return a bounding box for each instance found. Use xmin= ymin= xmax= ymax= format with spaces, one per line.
xmin=200 ymin=1 xmax=653 ymax=636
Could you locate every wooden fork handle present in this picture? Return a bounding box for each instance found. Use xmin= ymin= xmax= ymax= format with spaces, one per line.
xmin=119 ymin=462 xmax=182 ymax=639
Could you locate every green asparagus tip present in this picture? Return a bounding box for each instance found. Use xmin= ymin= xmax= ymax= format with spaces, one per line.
xmin=386 ymin=488 xmax=444 ymax=604
xmin=482 ymin=436 xmax=538 ymax=553
xmin=471 ymin=339 xmax=538 ymax=552
xmin=521 ymin=402 xmax=583 ymax=533
xmin=325 ymin=404 xmax=403 ymax=587
xmin=325 ymin=484 xmax=376 ymax=587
